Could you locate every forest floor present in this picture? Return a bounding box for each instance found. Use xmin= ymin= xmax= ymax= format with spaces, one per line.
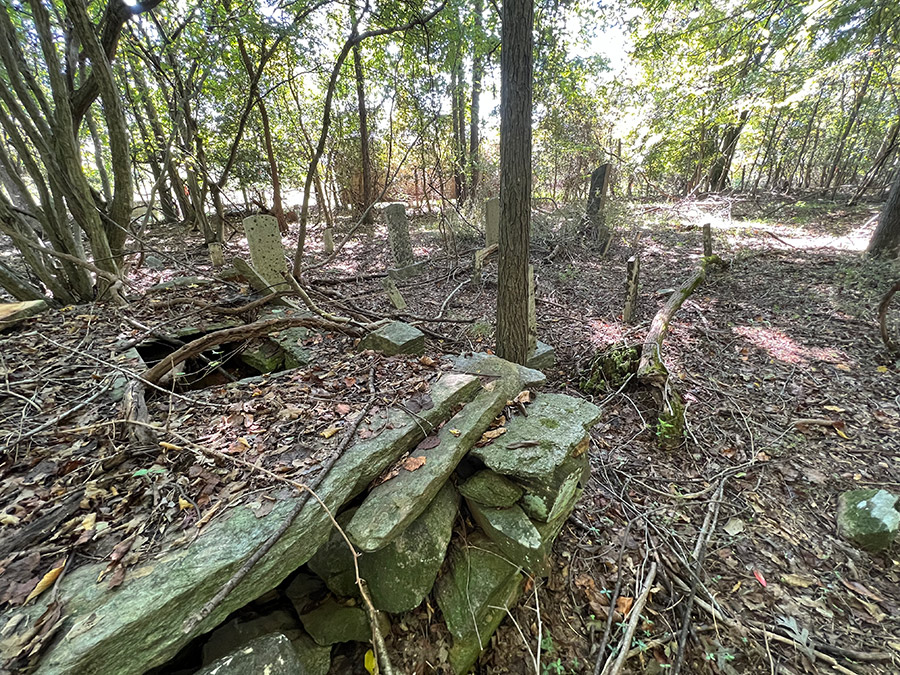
xmin=2 ymin=196 xmax=899 ymax=674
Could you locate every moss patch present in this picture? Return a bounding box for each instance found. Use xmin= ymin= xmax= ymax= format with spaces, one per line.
xmin=580 ymin=345 xmax=641 ymax=395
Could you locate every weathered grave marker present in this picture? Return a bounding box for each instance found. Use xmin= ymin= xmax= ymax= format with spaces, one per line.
xmin=243 ymin=215 xmax=290 ymax=291
xmin=623 ymin=254 xmax=640 ymax=323
xmin=382 ymin=277 xmax=407 ymax=310
xmin=384 ymin=203 xmax=415 ymax=268
xmin=703 ymin=222 xmax=713 ymax=257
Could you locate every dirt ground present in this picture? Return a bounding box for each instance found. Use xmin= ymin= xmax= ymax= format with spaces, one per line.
xmin=2 ymin=196 xmax=899 ymax=674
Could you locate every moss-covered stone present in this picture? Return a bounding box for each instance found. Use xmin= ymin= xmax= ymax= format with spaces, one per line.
xmin=359 ymin=483 xmax=459 ymax=613
xmin=580 ymin=345 xmax=640 ymax=394
xmin=434 ymin=535 xmax=523 ymax=674
xmin=359 ymin=321 xmax=424 ymax=356
xmin=466 ymin=501 xmax=543 ymax=570
xmin=469 ymin=394 xmax=600 ymax=482
xmin=299 ymin=597 xmax=386 ymax=646
xmin=837 ymin=489 xmax=900 ymax=552
xmin=517 ymin=449 xmax=589 ymax=522
xmin=458 ymin=470 xmax=523 ymax=508
xmin=195 ymin=634 xmax=300 ymax=675
xmin=657 ymin=394 xmax=685 ymax=450
xmin=240 ymin=339 xmax=284 ymax=373
xmin=346 ymin=362 xmax=525 ymax=552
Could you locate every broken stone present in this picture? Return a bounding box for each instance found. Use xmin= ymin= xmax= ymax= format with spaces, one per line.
xmin=231 ymin=258 xmax=298 ymax=307
xmin=470 ymin=393 xmax=600 ymax=482
xmin=387 ymin=260 xmax=426 ymax=281
xmin=458 ymin=470 xmax=523 ymax=508
xmin=466 ymin=500 xmax=543 ymax=570
xmin=837 ymin=489 xmax=900 ymax=552
xmin=260 ymin=307 xmax=312 ymax=368
xmin=285 ymin=571 xmax=329 ymax=616
xmin=359 ymin=482 xmax=459 ymax=613
xmin=243 ymin=214 xmax=290 ymax=290
xmin=347 ymin=361 xmax=526 ymax=552
xmin=382 ymin=277 xmax=407 ymax=310
xmin=450 ymin=352 xmax=546 ymax=388
xmin=240 ymin=339 xmax=284 ymax=373
xmin=526 ymin=340 xmax=555 ymax=371
xmin=6 ymin=373 xmax=481 ymax=675
xmin=144 ymin=255 xmax=164 ymax=269
xmin=195 ymin=634 xmax=301 ymax=675
xmin=434 ymin=534 xmax=523 ymax=674
xmin=358 ymin=321 xmax=424 ymax=356
xmin=517 ymin=450 xmax=589 ymax=523
xmin=299 ymin=597 xmax=388 ymax=646
xmin=0 ymin=299 xmax=48 ymax=330
xmin=384 ymin=203 xmax=415 ymax=268
xmin=306 ymin=511 xmax=359 ymax=599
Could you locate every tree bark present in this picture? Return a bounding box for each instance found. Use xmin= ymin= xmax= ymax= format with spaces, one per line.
xmin=468 ymin=0 xmax=484 ymax=201
xmin=867 ymin=167 xmax=900 ymax=258
xmin=352 ymin=41 xmax=374 ymax=225
xmin=495 ymin=0 xmax=533 ymax=365
xmin=824 ymin=63 xmax=873 ymax=193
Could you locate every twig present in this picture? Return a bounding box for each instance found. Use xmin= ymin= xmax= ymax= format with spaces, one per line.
xmin=601 ymin=562 xmax=658 ymax=675
xmin=11 ymin=379 xmax=113 ymax=444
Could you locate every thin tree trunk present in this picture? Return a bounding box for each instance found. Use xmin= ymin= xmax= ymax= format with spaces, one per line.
xmin=495 ymin=0 xmax=533 ymax=365
xmin=868 ymin=166 xmax=900 ymax=258
xmin=468 ymin=0 xmax=483 ymax=202
xmin=824 ymin=63 xmax=874 ymax=192
xmin=85 ymin=107 xmax=112 ymax=203
xmin=352 ymin=42 xmax=374 ymax=224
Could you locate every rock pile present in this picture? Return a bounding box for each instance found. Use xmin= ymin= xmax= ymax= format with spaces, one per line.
xmin=4 ymin=349 xmax=598 ymax=675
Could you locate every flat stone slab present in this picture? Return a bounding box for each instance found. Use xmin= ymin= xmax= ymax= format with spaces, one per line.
xmin=196 ymin=634 xmax=300 ymax=675
xmin=526 ymin=340 xmax=556 ymax=371
xmin=451 ymin=351 xmax=546 ymax=388
xmin=837 ymin=489 xmax=900 ymax=552
xmin=240 ymin=340 xmax=283 ymax=373
xmin=467 ymin=501 xmax=543 ymax=570
xmin=3 ymin=372 xmax=481 ymax=675
xmin=299 ymin=597 xmax=384 ymax=646
xmin=0 ymin=299 xmax=47 ymax=329
xmin=347 ymin=360 xmax=526 ymax=552
xmin=232 ymin=258 xmax=298 ymax=304
xmin=387 ymin=261 xmax=426 ymax=281
xmin=260 ymin=307 xmax=313 ymax=368
xmin=359 ymin=321 xmax=424 ymax=356
xmin=470 ymin=393 xmax=600 ymax=481
xmin=434 ymin=534 xmax=523 ymax=674
xmin=148 ymin=276 xmax=214 ymax=292
xmin=518 ymin=450 xmax=589 ymax=522
xmin=459 ymin=470 xmax=523 ymax=508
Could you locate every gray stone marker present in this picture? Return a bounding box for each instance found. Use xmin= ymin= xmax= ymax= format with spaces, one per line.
xmin=623 ymin=254 xmax=640 ymax=323
xmin=382 ymin=277 xmax=407 ymax=310
xmin=359 ymin=321 xmax=424 ymax=356
xmin=837 ymin=488 xmax=899 ymax=551
xmin=384 ymin=203 xmax=415 ymax=268
xmin=484 ymin=197 xmax=499 ymax=247
xmin=242 ymin=215 xmax=290 ymax=290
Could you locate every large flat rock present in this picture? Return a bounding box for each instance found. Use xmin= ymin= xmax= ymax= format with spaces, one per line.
xmin=5 ymin=373 xmax=481 ymax=675
xmin=346 ymin=360 xmax=526 ymax=552
xmin=469 ymin=393 xmax=600 ymax=481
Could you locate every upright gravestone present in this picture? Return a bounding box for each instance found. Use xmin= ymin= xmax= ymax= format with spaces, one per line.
xmin=384 ymin=204 xmax=415 ymax=269
xmin=484 ymin=198 xmax=500 ymax=248
xmin=242 ymin=214 xmax=290 ymax=291
xmin=585 ymin=164 xmax=612 ymax=242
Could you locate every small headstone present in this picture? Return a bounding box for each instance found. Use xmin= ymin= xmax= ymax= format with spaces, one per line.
xmin=243 ymin=214 xmax=290 ymax=290
xmin=359 ymin=321 xmax=424 ymax=356
xmin=484 ymin=197 xmax=499 ymax=248
xmin=837 ymin=489 xmax=900 ymax=552
xmin=382 ymin=278 xmax=407 ymax=310
xmin=323 ymin=226 xmax=334 ymax=255
xmin=623 ymin=254 xmax=640 ymax=323
xmin=384 ymin=203 xmax=415 ymax=268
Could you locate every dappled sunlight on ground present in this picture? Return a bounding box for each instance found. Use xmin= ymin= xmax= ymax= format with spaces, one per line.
xmin=732 ymin=325 xmax=848 ymax=365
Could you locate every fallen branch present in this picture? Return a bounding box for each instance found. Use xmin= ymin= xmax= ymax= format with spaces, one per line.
xmin=140 ymin=316 xmax=362 ymax=386
xmin=152 ymin=290 xmax=293 ymax=316
xmin=601 ymin=562 xmax=658 ymax=675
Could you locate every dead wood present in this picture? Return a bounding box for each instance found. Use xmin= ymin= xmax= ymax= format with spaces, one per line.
xmin=122 ymin=379 xmax=156 ymax=446
xmin=637 ymin=256 xmax=713 ymax=390
xmin=0 ymin=492 xmax=82 ymax=559
xmin=140 ymin=316 xmax=362 ymax=386
xmin=877 ymin=280 xmax=899 ymax=353
xmin=153 ymin=290 xmax=293 ymax=316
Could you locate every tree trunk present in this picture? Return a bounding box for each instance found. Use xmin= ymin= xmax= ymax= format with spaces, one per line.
xmin=468 ymin=0 xmax=484 ymax=202
xmin=849 ymin=119 xmax=900 ymax=206
xmin=824 ymin=63 xmax=873 ymax=193
xmin=352 ymin=42 xmax=374 ymax=225
xmin=257 ymin=92 xmax=287 ymax=233
xmin=85 ymin=107 xmax=112 ymax=203
xmin=495 ymin=0 xmax=533 ymax=365
xmin=867 ymin=167 xmax=900 ymax=258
